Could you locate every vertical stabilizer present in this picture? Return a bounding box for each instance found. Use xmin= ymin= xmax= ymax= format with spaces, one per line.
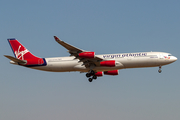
xmin=7 ymin=38 xmax=46 ymax=66
xmin=8 ymin=38 xmax=37 ymax=60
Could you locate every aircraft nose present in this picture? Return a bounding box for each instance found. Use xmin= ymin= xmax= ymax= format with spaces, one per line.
xmin=171 ymin=56 xmax=178 ymax=62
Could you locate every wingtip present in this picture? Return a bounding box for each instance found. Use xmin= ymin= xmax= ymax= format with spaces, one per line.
xmin=4 ymin=55 xmax=8 ymax=57
xmin=4 ymin=55 xmax=11 ymax=58
xmin=54 ymin=36 xmax=60 ymax=41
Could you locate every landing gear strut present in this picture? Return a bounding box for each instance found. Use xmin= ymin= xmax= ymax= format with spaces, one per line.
xmin=86 ymin=70 xmax=97 ymax=82
xmin=158 ymin=66 xmax=162 ymax=73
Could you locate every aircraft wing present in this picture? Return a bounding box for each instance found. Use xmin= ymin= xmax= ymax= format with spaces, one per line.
xmin=54 ymin=36 xmax=103 ymax=67
xmin=54 ymin=36 xmax=85 ymax=54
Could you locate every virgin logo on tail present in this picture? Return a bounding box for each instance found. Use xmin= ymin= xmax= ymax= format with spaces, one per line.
xmin=14 ymin=45 xmax=29 ymax=60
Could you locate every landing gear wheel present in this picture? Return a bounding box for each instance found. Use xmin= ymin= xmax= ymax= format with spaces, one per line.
xmin=90 ymin=70 xmax=95 ymax=75
xmin=87 ymin=70 xmax=96 ymax=82
xmin=86 ymin=73 xmax=91 ymax=78
xmin=158 ymin=69 xmax=162 ymax=73
xmin=92 ymin=75 xmax=97 ymax=80
xmin=88 ymin=78 xmax=93 ymax=82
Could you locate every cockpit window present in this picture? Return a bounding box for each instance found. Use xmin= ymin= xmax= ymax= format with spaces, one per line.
xmin=168 ymin=54 xmax=172 ymax=56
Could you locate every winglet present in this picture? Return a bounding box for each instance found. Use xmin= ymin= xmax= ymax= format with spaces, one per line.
xmin=54 ymin=36 xmax=61 ymax=42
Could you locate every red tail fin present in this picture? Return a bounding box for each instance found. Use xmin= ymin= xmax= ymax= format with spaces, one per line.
xmin=8 ymin=38 xmax=45 ymax=66
xmin=8 ymin=38 xmax=38 ymax=60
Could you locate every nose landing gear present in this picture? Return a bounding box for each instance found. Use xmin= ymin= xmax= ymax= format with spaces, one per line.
xmin=158 ymin=66 xmax=162 ymax=73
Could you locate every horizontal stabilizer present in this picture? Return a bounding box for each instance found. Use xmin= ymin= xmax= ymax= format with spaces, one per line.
xmin=4 ymin=55 xmax=27 ymax=64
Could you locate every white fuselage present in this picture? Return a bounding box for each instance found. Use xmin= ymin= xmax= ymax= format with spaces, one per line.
xmin=29 ymin=52 xmax=177 ymax=72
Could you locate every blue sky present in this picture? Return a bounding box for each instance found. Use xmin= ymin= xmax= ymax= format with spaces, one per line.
xmin=0 ymin=0 xmax=180 ymax=120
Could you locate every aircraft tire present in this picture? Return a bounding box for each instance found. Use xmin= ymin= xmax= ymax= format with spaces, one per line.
xmin=92 ymin=75 xmax=97 ymax=80
xmin=88 ymin=78 xmax=93 ymax=82
xmin=90 ymin=70 xmax=95 ymax=75
xmin=86 ymin=73 xmax=91 ymax=78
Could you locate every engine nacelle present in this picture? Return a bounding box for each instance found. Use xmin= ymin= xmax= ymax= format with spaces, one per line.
xmin=100 ymin=60 xmax=116 ymax=67
xmin=95 ymin=72 xmax=103 ymax=77
xmin=79 ymin=52 xmax=95 ymax=59
xmin=104 ymin=70 xmax=119 ymax=75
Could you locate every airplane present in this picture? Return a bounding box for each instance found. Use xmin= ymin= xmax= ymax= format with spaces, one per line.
xmin=4 ymin=36 xmax=177 ymax=82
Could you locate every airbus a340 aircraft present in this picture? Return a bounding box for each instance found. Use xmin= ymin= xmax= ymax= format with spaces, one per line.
xmin=4 ymin=36 xmax=177 ymax=82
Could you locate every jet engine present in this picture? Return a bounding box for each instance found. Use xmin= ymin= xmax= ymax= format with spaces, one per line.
xmin=104 ymin=70 xmax=119 ymax=75
xmin=95 ymin=71 xmax=103 ymax=77
xmin=79 ymin=52 xmax=95 ymax=58
xmin=100 ymin=60 xmax=118 ymax=67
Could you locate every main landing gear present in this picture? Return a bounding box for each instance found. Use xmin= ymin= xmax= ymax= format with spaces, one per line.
xmin=158 ymin=66 xmax=162 ymax=73
xmin=86 ymin=70 xmax=97 ymax=82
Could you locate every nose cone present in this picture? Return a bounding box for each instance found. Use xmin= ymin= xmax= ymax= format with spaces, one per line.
xmin=170 ymin=56 xmax=178 ymax=62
